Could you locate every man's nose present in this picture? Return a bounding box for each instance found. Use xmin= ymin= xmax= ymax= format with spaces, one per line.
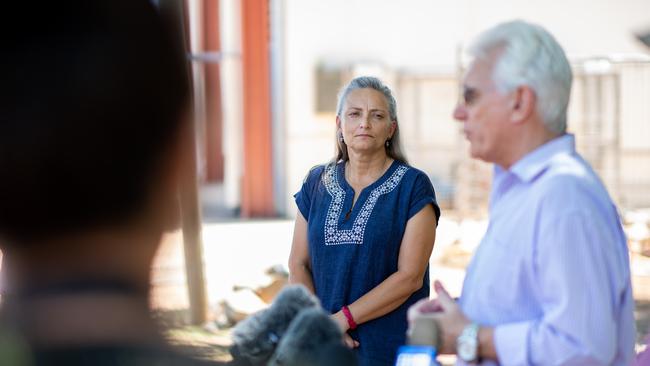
xmin=453 ymin=104 xmax=467 ymax=122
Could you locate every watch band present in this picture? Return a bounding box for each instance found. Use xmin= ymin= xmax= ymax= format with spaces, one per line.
xmin=462 ymin=322 xmax=479 ymax=339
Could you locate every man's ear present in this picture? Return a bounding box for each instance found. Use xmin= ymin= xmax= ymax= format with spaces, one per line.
xmin=510 ymin=85 xmax=536 ymax=124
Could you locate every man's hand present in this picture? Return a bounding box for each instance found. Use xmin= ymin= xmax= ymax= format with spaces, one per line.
xmin=408 ymin=280 xmax=470 ymax=354
xmin=331 ymin=311 xmax=360 ymax=348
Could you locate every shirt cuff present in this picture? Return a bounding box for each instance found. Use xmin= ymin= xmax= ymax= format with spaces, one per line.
xmin=493 ymin=321 xmax=531 ymax=366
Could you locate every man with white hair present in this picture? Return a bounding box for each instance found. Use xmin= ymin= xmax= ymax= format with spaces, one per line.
xmin=408 ymin=20 xmax=635 ymax=365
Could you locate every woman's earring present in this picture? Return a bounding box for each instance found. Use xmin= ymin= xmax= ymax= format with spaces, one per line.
xmin=339 ymin=134 xmax=344 ymax=143
xmin=385 ymin=139 xmax=391 ymax=148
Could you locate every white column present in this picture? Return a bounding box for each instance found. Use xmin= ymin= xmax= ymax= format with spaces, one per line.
xmin=220 ymin=0 xmax=243 ymax=211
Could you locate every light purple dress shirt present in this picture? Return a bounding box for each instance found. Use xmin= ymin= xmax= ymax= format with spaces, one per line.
xmin=458 ymin=134 xmax=635 ymax=365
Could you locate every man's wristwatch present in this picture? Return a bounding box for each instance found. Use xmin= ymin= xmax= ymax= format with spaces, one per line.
xmin=457 ymin=322 xmax=480 ymax=363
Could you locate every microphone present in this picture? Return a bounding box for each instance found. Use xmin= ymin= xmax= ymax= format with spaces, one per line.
xmin=229 ymin=285 xmax=321 ymax=365
xmin=394 ymin=317 xmax=440 ymax=366
xmin=268 ymin=308 xmax=357 ymax=366
xmin=407 ymin=316 xmax=439 ymax=348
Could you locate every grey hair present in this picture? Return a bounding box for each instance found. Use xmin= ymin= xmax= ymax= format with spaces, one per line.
xmin=468 ymin=20 xmax=573 ymax=134
xmin=332 ymin=76 xmax=408 ymax=164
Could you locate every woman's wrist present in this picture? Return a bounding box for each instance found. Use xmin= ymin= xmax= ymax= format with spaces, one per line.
xmin=332 ymin=311 xmax=349 ymax=332
xmin=341 ymin=305 xmax=358 ymax=330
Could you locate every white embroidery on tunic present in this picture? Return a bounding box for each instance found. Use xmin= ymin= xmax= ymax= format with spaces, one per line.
xmin=322 ymin=164 xmax=408 ymax=245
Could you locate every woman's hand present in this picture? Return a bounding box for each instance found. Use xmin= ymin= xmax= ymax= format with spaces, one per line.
xmin=342 ymin=333 xmax=360 ymax=348
xmin=332 ymin=311 xmax=360 ymax=348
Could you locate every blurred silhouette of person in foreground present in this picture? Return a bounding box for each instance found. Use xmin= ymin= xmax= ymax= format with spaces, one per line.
xmin=0 ymin=1 xmax=222 ymax=364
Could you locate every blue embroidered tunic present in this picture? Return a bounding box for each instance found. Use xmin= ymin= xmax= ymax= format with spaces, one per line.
xmin=294 ymin=160 xmax=440 ymax=366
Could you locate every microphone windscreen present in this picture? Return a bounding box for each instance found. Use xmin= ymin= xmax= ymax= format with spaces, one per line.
xmin=270 ymin=284 xmax=321 ymax=314
xmin=230 ymin=285 xmax=320 ymax=365
xmin=268 ymin=308 xmax=357 ymax=366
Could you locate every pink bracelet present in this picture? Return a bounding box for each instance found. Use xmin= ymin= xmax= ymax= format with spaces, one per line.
xmin=341 ymin=305 xmax=357 ymax=330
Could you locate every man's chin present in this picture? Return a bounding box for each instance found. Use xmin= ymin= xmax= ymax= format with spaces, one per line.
xmin=468 ymin=147 xmax=481 ymax=159
xmin=469 ymin=148 xmax=490 ymax=163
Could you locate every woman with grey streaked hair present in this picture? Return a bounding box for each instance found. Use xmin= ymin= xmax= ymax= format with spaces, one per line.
xmin=332 ymin=76 xmax=409 ymax=165
xmin=289 ymin=76 xmax=441 ymax=366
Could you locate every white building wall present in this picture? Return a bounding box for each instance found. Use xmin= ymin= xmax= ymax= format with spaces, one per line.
xmin=281 ymin=0 xmax=650 ymax=214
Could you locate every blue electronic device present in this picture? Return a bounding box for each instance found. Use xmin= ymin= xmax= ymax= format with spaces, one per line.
xmin=394 ymin=345 xmax=441 ymax=366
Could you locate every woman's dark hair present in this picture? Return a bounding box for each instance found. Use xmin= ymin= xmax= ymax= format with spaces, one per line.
xmin=0 ymin=0 xmax=190 ymax=243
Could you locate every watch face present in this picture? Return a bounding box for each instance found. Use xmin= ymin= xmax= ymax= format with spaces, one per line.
xmin=458 ymin=336 xmax=477 ymax=361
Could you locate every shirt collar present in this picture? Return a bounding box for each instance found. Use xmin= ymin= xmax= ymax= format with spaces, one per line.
xmin=504 ymin=133 xmax=576 ymax=183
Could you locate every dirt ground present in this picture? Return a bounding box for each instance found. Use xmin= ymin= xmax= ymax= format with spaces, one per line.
xmin=151 ymin=218 xmax=650 ymax=363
